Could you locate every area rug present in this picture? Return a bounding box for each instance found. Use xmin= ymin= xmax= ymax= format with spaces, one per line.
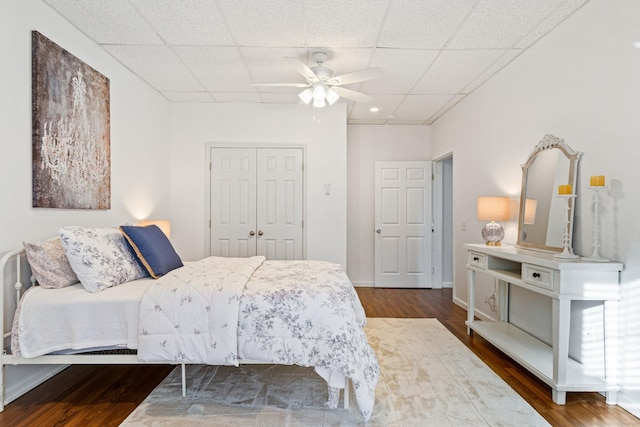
xmin=120 ymin=318 xmax=549 ymax=426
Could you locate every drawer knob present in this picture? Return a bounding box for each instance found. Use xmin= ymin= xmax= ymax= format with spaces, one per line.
xmin=473 ymin=256 xmax=479 ymax=261
xmin=532 ymin=272 xmax=541 ymax=278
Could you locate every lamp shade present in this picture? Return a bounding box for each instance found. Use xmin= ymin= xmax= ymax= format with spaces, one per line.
xmin=138 ymin=220 xmax=171 ymax=239
xmin=477 ymin=197 xmax=509 ymax=221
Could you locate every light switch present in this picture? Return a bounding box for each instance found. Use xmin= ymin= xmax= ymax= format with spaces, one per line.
xmin=324 ymin=183 xmax=331 ymax=195
xmin=461 ymin=221 xmax=468 ymax=231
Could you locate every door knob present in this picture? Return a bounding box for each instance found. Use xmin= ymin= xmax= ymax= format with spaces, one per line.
xmin=376 ymin=229 xmax=381 ymax=233
xmin=258 ymin=230 xmax=264 ymax=236
xmin=249 ymin=230 xmax=255 ymax=236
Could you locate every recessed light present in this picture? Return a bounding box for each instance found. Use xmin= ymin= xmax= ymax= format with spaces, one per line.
xmin=633 ymin=41 xmax=640 ymax=49
xmin=369 ymin=106 xmax=380 ymax=113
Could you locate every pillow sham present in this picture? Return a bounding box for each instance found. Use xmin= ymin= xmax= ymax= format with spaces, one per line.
xmin=58 ymin=226 xmax=148 ymax=293
xmin=23 ymin=239 xmax=79 ymax=289
xmin=119 ymin=225 xmax=183 ymax=279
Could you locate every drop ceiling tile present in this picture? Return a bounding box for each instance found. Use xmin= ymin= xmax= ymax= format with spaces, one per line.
xmin=379 ymin=0 xmax=475 ymax=49
xmin=162 ymin=92 xmax=216 ymax=102
xmin=174 ymin=46 xmax=253 ymax=92
xmin=394 ymin=94 xmax=455 ymax=121
xmin=413 ymin=49 xmax=506 ymax=94
xmin=447 ymin=0 xmax=561 ymax=49
xmin=130 ymin=0 xmax=235 ymax=45
xmin=44 ymin=0 xmax=162 ymax=44
xmin=211 ymin=92 xmax=263 ymax=103
xmin=360 ymin=48 xmax=439 ymax=94
xmin=303 ymin=0 xmax=389 ymax=47
xmin=103 ymin=45 xmax=204 ymax=91
xmin=515 ymin=0 xmax=589 ymax=48
xmin=349 ymin=94 xmax=405 ymax=120
xmin=241 ymin=47 xmax=309 ymax=85
xmin=460 ymin=49 xmax=522 ymax=93
xmin=217 ymin=0 xmax=305 ymax=46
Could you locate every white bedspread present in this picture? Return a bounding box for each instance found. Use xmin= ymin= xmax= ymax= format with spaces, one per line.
xmin=136 ymin=256 xmax=265 ymax=365
xmin=13 ymin=278 xmax=154 ymax=358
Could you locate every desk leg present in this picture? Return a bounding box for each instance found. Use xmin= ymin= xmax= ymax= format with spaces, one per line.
xmin=552 ymin=298 xmax=570 ymax=405
xmin=467 ymin=269 xmax=476 ymax=335
xmin=604 ymin=299 xmax=619 ymax=404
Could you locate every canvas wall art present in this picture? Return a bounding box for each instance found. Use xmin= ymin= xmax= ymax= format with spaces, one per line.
xmin=32 ymin=31 xmax=111 ymax=209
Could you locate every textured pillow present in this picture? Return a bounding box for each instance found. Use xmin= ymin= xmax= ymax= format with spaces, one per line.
xmin=120 ymin=225 xmax=183 ymax=279
xmin=23 ymin=239 xmax=79 ymax=289
xmin=58 ymin=226 xmax=148 ymax=293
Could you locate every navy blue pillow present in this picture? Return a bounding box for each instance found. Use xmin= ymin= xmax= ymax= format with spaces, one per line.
xmin=119 ymin=225 xmax=183 ymax=279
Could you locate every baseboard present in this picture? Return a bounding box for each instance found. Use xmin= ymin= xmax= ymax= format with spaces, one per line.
xmin=441 ymin=281 xmax=453 ymax=288
xmin=3 ymin=364 xmax=68 ymax=405
xmin=352 ymin=281 xmax=374 ymax=288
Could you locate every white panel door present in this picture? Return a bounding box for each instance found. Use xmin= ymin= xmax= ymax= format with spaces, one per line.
xmin=210 ymin=148 xmax=257 ymax=257
xmin=210 ymin=147 xmax=303 ymax=260
xmin=374 ymin=161 xmax=433 ymax=288
xmin=256 ymin=148 xmax=303 ymax=260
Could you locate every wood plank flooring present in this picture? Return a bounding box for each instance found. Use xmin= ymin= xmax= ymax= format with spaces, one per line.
xmin=0 ymin=288 xmax=637 ymax=426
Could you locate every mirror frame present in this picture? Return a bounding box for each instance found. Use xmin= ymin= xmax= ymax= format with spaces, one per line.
xmin=516 ymin=134 xmax=582 ymax=253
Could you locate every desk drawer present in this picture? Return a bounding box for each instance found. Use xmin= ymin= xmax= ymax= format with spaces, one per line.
xmin=468 ymin=251 xmax=487 ymax=269
xmin=522 ymin=264 xmax=554 ymax=290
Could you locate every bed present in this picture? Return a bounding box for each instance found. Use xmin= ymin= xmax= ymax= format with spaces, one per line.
xmin=1 ymin=226 xmax=379 ymax=420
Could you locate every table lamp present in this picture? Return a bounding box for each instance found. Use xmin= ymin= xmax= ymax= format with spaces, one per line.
xmin=477 ymin=196 xmax=509 ymax=246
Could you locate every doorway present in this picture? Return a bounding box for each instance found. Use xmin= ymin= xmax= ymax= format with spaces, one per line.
xmin=433 ymin=154 xmax=453 ymax=288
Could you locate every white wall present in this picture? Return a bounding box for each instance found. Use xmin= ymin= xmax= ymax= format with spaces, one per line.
xmin=168 ymin=103 xmax=348 ymax=267
xmin=0 ymin=0 xmax=171 ymax=403
xmin=431 ymin=0 xmax=640 ymax=416
xmin=346 ymin=125 xmax=430 ymax=286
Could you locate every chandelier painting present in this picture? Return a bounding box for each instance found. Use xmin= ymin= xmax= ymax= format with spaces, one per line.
xmin=32 ymin=31 xmax=110 ymax=209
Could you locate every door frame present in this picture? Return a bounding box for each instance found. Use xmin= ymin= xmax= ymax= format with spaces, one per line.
xmin=205 ymin=142 xmax=307 ymax=259
xmin=433 ymin=152 xmax=454 ymax=289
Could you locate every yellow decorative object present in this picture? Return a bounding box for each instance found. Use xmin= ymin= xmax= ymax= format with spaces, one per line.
xmin=590 ymin=175 xmax=605 ymax=186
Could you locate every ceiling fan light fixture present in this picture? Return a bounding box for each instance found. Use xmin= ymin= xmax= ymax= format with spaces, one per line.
xmin=298 ymin=88 xmax=313 ymax=104
xmin=326 ymin=88 xmax=340 ymax=105
xmin=312 ymin=84 xmax=326 ymax=101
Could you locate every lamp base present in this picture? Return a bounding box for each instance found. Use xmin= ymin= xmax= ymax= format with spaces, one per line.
xmin=481 ymin=221 xmax=505 ymax=246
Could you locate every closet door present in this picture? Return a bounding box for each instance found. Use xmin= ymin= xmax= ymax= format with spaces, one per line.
xmin=256 ymin=148 xmax=303 ymax=260
xmin=210 ymin=148 xmax=257 ymax=257
xmin=209 ymin=147 xmax=303 ymax=260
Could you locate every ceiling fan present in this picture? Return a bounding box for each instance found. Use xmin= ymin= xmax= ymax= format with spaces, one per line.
xmin=250 ymin=51 xmax=382 ymax=108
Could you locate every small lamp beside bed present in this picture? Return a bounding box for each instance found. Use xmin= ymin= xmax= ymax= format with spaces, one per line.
xmin=137 ymin=220 xmax=171 ymax=239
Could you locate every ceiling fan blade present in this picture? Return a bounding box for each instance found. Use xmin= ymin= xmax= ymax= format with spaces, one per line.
xmin=329 ymin=68 xmax=382 ymax=86
xmin=284 ymin=57 xmax=317 ymax=80
xmin=331 ymin=87 xmax=374 ymax=103
xmin=250 ymin=82 xmax=310 ymax=88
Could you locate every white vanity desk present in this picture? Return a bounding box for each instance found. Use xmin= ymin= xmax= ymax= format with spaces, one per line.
xmin=464 ymin=243 xmax=622 ymax=405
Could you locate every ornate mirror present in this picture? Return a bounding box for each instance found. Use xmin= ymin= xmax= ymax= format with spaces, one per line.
xmin=517 ymin=135 xmax=582 ymax=253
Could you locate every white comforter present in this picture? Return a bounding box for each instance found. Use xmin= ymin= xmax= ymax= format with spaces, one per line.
xmin=137 ymin=255 xmax=265 ymax=365
xmin=137 ymin=256 xmax=379 ymax=420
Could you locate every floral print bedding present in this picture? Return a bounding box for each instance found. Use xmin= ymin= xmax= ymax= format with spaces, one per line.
xmin=137 ymin=256 xmax=379 ymax=420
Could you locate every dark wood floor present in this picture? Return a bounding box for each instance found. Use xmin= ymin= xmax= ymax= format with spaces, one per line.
xmin=0 ymin=288 xmax=637 ymax=426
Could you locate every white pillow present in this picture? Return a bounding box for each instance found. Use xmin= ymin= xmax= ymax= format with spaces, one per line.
xmin=58 ymin=226 xmax=147 ymax=293
xmin=23 ymin=239 xmax=79 ymax=289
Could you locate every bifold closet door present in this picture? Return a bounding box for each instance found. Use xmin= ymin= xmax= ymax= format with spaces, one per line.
xmin=210 ymin=148 xmax=258 ymax=257
xmin=256 ymin=148 xmax=303 ymax=260
xmin=209 ymin=147 xmax=303 ymax=260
